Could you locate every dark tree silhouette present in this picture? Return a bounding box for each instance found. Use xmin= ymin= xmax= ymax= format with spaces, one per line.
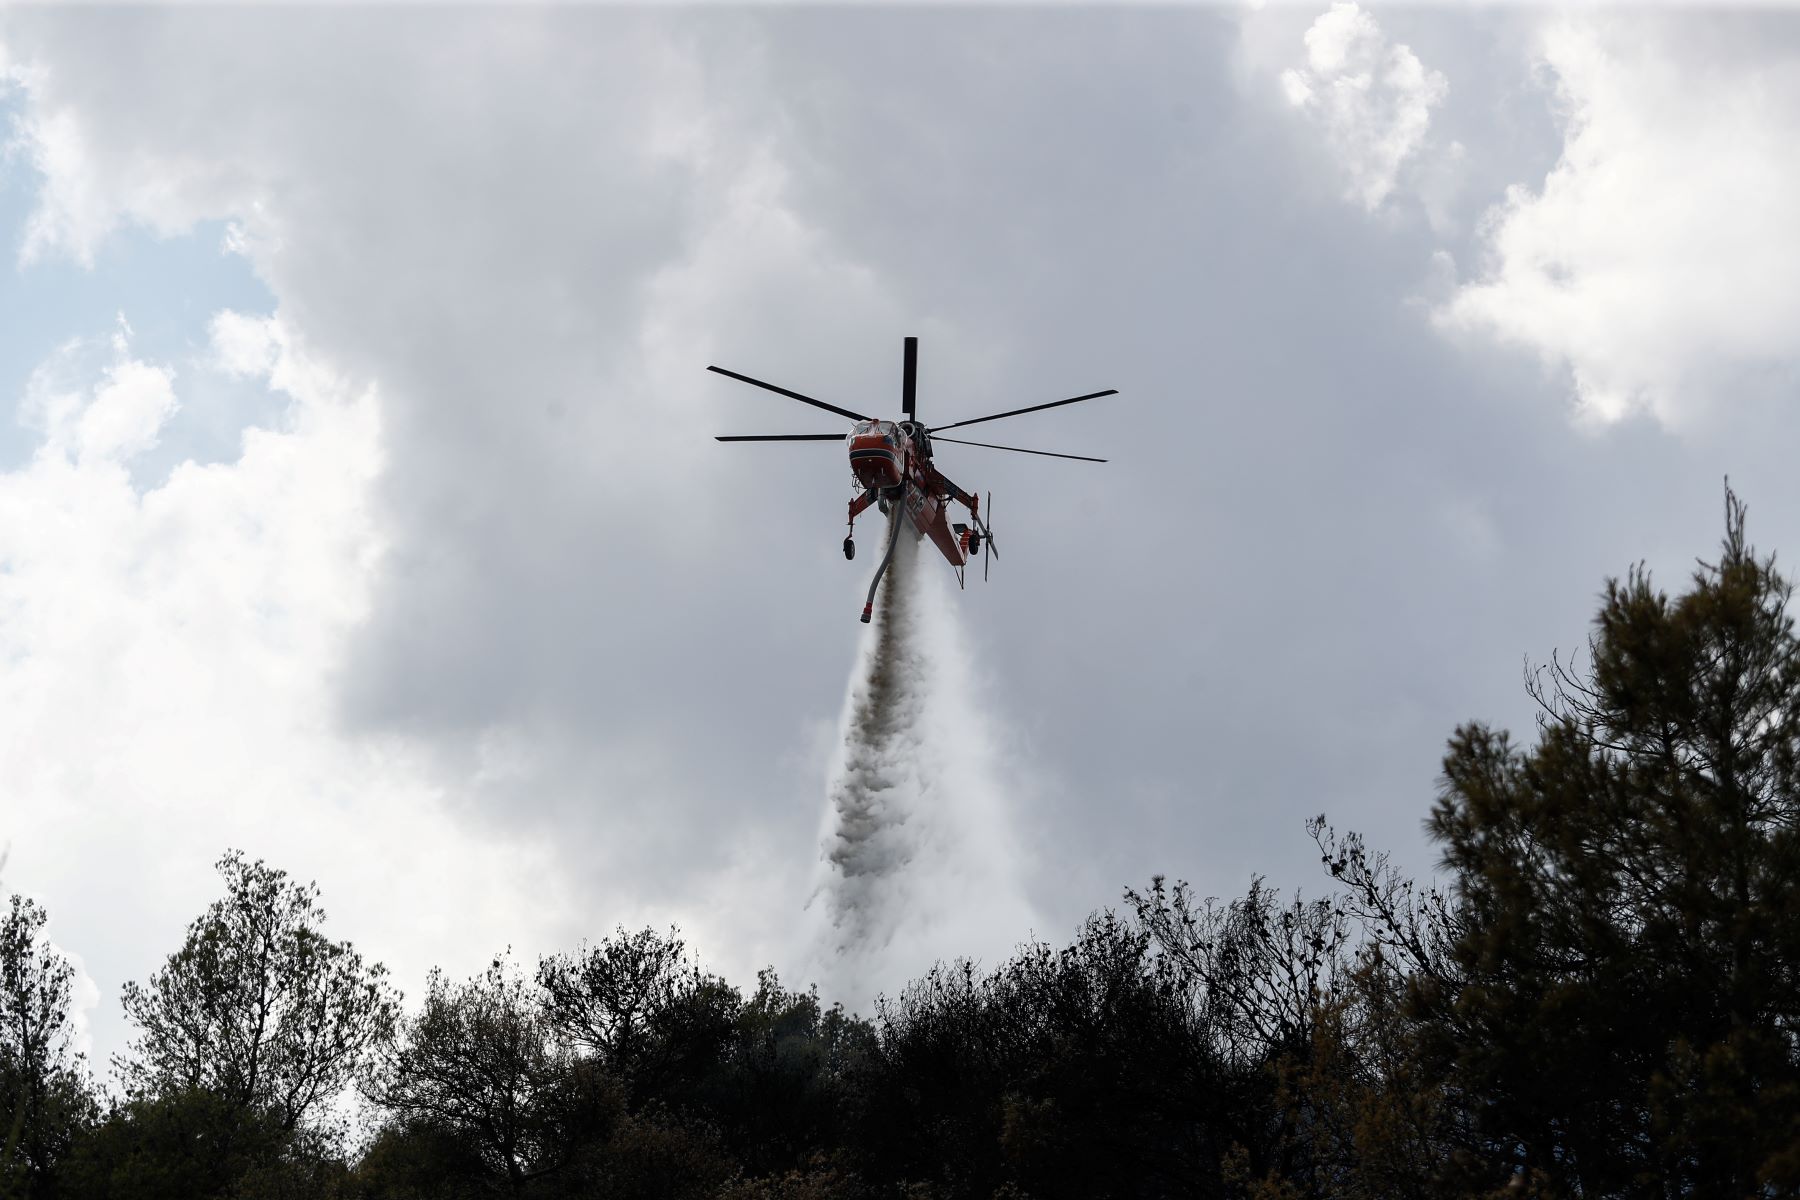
xmin=59 ymin=1086 xmax=347 ymax=1200
xmin=115 ymin=850 xmax=397 ymax=1137
xmin=698 ymin=969 xmax=873 ymax=1177
xmin=1 ymin=895 xmax=97 ymax=1197
xmin=1417 ymin=487 xmax=1800 ymax=1196
xmin=77 ymin=852 xmax=392 ymax=1197
xmin=33 ymin=487 xmax=1800 ymax=1200
xmin=857 ymin=912 xmax=1228 ymax=1198
xmin=537 ymin=926 xmax=739 ymax=1109
xmin=368 ymin=955 xmax=614 ymax=1194
xmin=538 ymin=928 xmax=687 ymax=1070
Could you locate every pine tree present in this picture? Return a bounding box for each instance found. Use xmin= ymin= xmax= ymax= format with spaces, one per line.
xmin=1423 ymin=488 xmax=1800 ymax=1195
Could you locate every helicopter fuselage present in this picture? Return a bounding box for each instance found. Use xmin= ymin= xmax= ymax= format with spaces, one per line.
xmin=847 ymin=419 xmax=969 ymax=571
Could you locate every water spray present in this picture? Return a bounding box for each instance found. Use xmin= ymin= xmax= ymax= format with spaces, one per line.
xmin=810 ymin=506 xmax=1038 ymax=1005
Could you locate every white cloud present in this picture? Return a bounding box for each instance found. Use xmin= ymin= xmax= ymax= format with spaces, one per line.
xmin=49 ymin=941 xmax=100 ymax=1068
xmin=0 ymin=314 xmax=565 ymax=1075
xmin=208 ymin=310 xmax=281 ymax=380
xmin=6 ymin=53 xmax=253 ymax=268
xmin=0 ymin=8 xmax=943 ymax=1051
xmin=16 ymin=322 xmax=176 ymax=465
xmin=1280 ymin=2 xmax=1449 ymax=211
xmin=1440 ymin=20 xmax=1800 ymax=427
xmin=76 ymin=358 xmax=177 ymax=464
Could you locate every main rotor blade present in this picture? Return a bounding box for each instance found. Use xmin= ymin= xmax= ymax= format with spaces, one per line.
xmin=715 ymin=434 xmax=845 ymax=442
xmin=707 ymin=365 xmax=873 ymax=423
xmin=930 ymin=388 xmax=1118 ymax=433
xmin=902 ymin=336 xmax=918 ymax=421
xmin=933 ymin=435 xmax=1107 ymax=463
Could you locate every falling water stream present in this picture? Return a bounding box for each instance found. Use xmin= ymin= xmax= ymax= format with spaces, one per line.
xmin=810 ymin=507 xmax=1038 ymax=1002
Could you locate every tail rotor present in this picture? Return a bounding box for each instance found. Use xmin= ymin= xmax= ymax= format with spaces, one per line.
xmin=979 ymin=491 xmax=998 ymax=582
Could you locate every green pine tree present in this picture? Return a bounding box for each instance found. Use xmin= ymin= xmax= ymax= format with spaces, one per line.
xmin=1422 ymin=487 xmax=1800 ymax=1196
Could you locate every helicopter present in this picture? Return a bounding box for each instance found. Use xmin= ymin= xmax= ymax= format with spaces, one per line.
xmin=712 ymin=336 xmax=1117 ymax=622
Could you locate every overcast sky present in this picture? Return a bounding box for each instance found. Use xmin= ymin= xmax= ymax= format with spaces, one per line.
xmin=4 ymin=3 xmax=1800 ymax=1076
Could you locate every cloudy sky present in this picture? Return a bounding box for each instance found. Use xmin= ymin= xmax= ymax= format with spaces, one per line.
xmin=4 ymin=3 xmax=1800 ymax=1074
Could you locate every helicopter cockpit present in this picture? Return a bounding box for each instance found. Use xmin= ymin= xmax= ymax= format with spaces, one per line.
xmin=848 ymin=419 xmax=906 ymax=491
xmin=849 ymin=419 xmax=902 ymax=447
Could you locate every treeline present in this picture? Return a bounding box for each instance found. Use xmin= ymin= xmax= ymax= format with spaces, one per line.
xmin=6 ymin=491 xmax=1800 ymax=1199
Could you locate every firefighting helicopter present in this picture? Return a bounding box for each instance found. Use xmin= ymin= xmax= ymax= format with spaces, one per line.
xmin=712 ymin=336 xmax=1117 ymax=622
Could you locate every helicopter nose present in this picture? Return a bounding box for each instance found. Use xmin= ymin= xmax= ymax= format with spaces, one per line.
xmin=849 ymin=447 xmax=902 ymax=488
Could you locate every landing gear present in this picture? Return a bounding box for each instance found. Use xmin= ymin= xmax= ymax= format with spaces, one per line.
xmin=843 ymin=537 xmax=856 ymax=560
xmin=967 ymin=531 xmax=982 ymax=556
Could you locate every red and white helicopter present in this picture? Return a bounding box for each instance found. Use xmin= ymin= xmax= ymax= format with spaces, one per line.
xmin=713 ymin=337 xmax=1117 ymax=622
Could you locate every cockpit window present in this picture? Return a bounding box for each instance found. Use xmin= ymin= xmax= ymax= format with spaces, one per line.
xmin=852 ymin=419 xmax=901 ymax=446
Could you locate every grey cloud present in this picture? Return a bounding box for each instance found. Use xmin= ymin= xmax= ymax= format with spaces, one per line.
xmin=7 ymin=6 xmax=1800 ymax=1045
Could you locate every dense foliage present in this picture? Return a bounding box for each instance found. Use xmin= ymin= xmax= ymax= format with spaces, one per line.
xmin=7 ymin=491 xmax=1800 ymax=1198
xmin=1 ymin=896 xmax=98 ymax=1199
xmin=114 ymin=850 xmax=399 ymax=1137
